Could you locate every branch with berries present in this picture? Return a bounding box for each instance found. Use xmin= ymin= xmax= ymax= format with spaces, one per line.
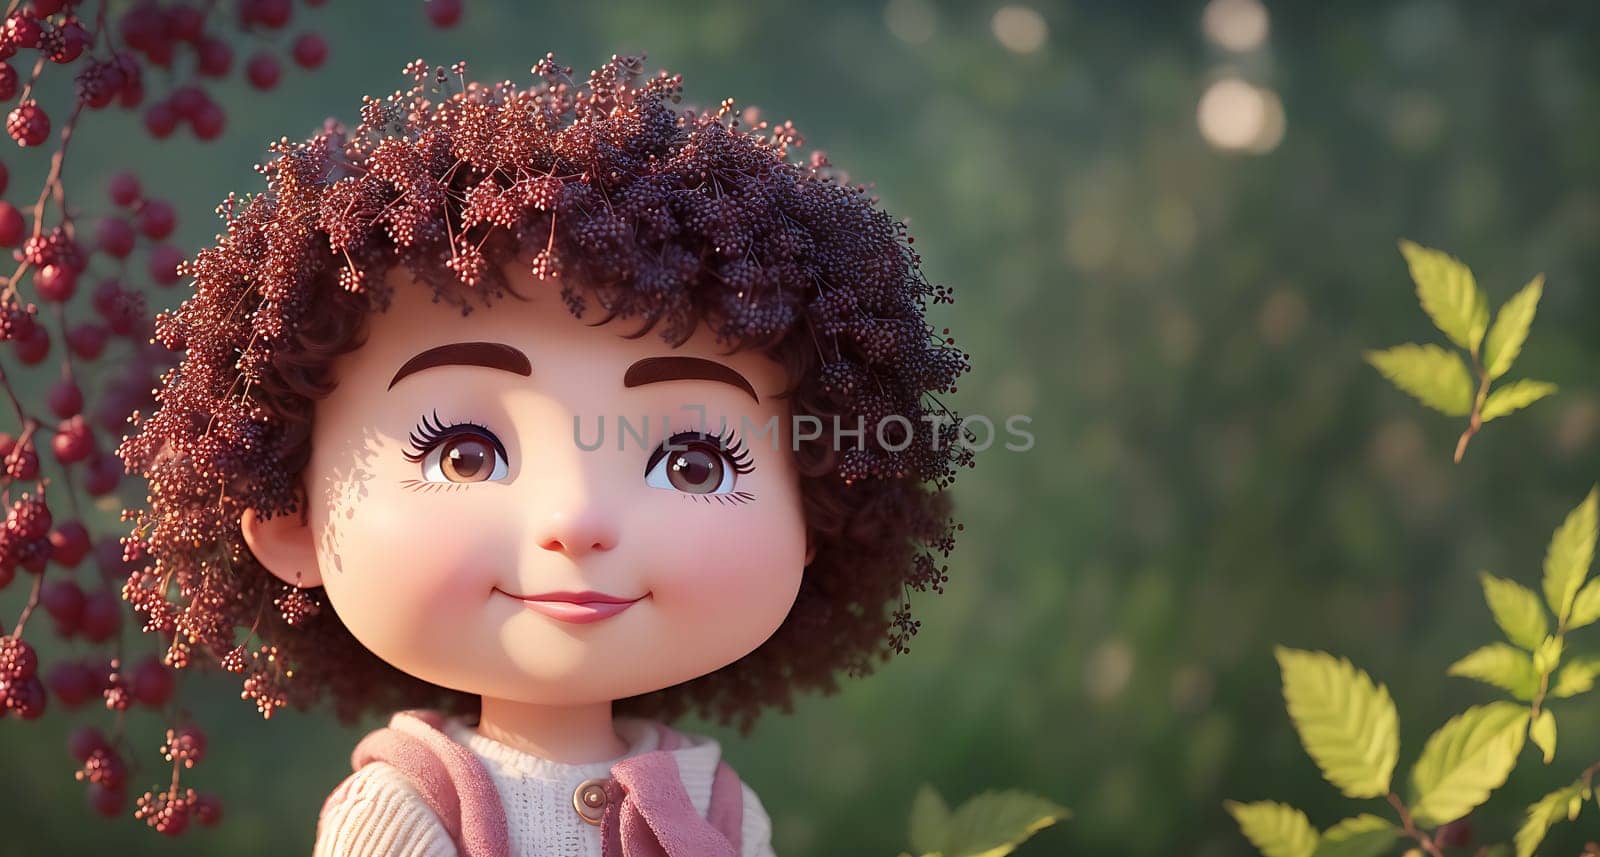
xmin=0 ymin=0 xmax=469 ymax=838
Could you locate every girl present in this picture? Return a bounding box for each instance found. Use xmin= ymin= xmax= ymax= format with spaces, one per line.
xmin=118 ymin=53 xmax=972 ymax=856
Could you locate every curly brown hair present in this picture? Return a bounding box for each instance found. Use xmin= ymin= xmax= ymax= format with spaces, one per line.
xmin=116 ymin=54 xmax=973 ymax=734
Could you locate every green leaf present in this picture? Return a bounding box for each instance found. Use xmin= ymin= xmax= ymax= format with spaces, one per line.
xmin=1481 ymin=380 xmax=1557 ymax=423
xmin=1482 ymin=274 xmax=1544 ymax=379
xmin=1446 ymin=643 xmax=1539 ymax=700
xmin=1225 ymin=801 xmax=1317 ymax=857
xmin=1480 ymin=573 xmax=1549 ymax=651
xmin=1515 ymin=780 xmax=1586 ymax=857
xmin=1532 ymin=635 xmax=1565 ymax=676
xmin=1365 ymin=344 xmax=1475 ymax=417
xmin=1569 ymin=578 xmax=1600 ymax=631
xmin=909 ymin=784 xmax=951 ymax=855
xmin=1529 ymin=709 xmax=1556 ymax=764
xmin=1398 ymin=239 xmax=1490 ymax=353
xmin=1274 ymin=647 xmax=1399 ymax=798
xmin=1310 ymin=815 xmax=1398 ymax=857
xmin=1543 ymin=488 xmax=1599 ymax=626
xmin=1409 ymin=701 xmax=1530 ymax=826
xmin=942 ymin=790 xmax=1069 ymax=857
xmin=1550 ymin=656 xmax=1600 ymax=698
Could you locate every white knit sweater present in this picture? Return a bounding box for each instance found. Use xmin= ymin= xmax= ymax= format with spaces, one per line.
xmin=314 ymin=716 xmax=776 ymax=857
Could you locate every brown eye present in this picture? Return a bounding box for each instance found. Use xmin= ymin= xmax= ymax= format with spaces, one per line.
xmin=645 ymin=434 xmax=748 ymax=496
xmin=403 ymin=415 xmax=511 ymax=485
xmin=664 ymin=445 xmax=725 ymax=494
xmin=437 ymin=435 xmax=498 ymax=483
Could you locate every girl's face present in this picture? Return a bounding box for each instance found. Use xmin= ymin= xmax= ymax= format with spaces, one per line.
xmin=242 ymin=264 xmax=809 ymax=706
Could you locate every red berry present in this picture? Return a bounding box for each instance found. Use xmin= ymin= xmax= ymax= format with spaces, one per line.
xmin=193 ymin=793 xmax=224 ymax=827
xmin=250 ymin=0 xmax=292 ymax=29
xmin=95 ymin=217 xmax=135 ymax=258
xmin=30 ymin=0 xmax=65 ymax=16
xmin=79 ymin=589 xmax=120 ymax=643
xmin=86 ymin=782 xmax=126 ymax=818
xmin=42 ymin=578 xmax=85 ymax=625
xmin=148 ymin=243 xmax=183 ymax=284
xmin=136 ymin=199 xmax=175 ymax=239
xmin=69 ymin=725 xmax=111 ymax=761
xmin=167 ymin=4 xmax=204 ymax=42
xmin=50 ymin=20 xmax=88 ymax=63
xmin=130 ymin=656 xmax=174 ymax=707
xmin=7 ymin=100 xmax=50 ymax=147
xmin=143 ymin=100 xmax=177 ymax=138
xmin=195 ymin=36 xmax=231 ymax=77
xmin=33 ymin=262 xmax=76 ymax=302
xmin=117 ymin=76 xmax=144 ymax=108
xmin=108 ymin=172 xmax=140 ymax=206
xmin=66 ymin=322 xmax=108 ymax=360
xmin=168 ymin=84 xmax=205 ymax=118
xmin=426 ymin=0 xmax=463 ymax=28
xmin=190 ymin=100 xmax=224 ymax=140
xmin=83 ymin=451 xmax=121 ymax=497
xmin=16 ymin=536 xmax=53 ymax=574
xmin=0 ymin=62 xmax=16 ymax=101
xmin=158 ymin=805 xmax=189 ymax=836
xmin=0 ymin=201 xmax=24 ymax=246
xmin=0 ymin=636 xmax=38 ymax=679
xmin=48 ymin=661 xmax=96 ymax=706
xmin=13 ymin=322 xmax=48 ymax=364
xmin=4 ymin=439 xmax=38 ymax=479
xmin=245 ymin=51 xmax=280 ymax=90
xmin=0 ymin=160 xmax=7 ymax=195
xmin=91 ymin=278 xmax=124 ymax=314
xmin=6 ymin=675 xmax=46 ymax=718
xmin=47 ymin=521 xmax=90 ymax=566
xmin=291 ymin=32 xmax=327 ymax=69
xmin=75 ymin=59 xmax=124 ymax=109
xmin=4 ymin=13 xmax=44 ymax=50
xmin=47 ymin=378 xmax=82 ymax=418
xmin=51 ymin=416 xmax=93 ymax=463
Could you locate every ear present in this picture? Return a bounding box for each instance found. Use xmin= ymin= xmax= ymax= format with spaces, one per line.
xmin=239 ymin=505 xmax=325 ymax=588
xmin=804 ymin=532 xmax=816 ymax=567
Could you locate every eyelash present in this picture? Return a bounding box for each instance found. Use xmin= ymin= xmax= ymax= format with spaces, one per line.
xmin=399 ymin=412 xmax=756 ymax=503
xmin=401 ymin=409 xmax=506 ymax=465
xmin=646 ymin=426 xmax=756 ymax=476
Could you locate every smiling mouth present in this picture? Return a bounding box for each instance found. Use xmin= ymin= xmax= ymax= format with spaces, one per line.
xmin=495 ymin=588 xmax=648 ymax=625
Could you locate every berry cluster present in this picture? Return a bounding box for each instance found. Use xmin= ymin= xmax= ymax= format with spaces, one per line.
xmin=0 ymin=0 xmax=407 ymax=839
xmin=118 ymin=52 xmax=974 ymax=741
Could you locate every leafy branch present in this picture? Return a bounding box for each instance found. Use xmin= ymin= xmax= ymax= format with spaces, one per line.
xmin=1366 ymin=240 xmax=1554 ymax=463
xmin=897 ymin=784 xmax=1069 ymax=857
xmin=1228 ymin=487 xmax=1600 ymax=857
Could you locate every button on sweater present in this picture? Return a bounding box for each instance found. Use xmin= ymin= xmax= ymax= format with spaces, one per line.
xmin=314 ymin=716 xmax=777 ymax=857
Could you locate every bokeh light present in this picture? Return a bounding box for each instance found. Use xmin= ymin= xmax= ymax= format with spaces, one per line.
xmin=991 ymin=5 xmax=1049 ymax=54
xmin=1196 ymin=77 xmax=1286 ymax=153
xmin=1201 ymin=0 xmax=1270 ymax=52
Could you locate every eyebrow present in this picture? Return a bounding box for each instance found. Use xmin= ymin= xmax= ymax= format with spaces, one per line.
xmin=388 ymin=341 xmax=532 ymax=390
xmin=623 ymin=356 xmax=759 ymax=403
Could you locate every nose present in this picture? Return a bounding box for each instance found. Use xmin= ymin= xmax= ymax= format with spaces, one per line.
xmin=535 ymin=510 xmax=618 ymax=556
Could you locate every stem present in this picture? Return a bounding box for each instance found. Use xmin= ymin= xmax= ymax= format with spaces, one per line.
xmin=1387 ymin=793 xmax=1445 ymax=857
xmin=1453 ymin=361 xmax=1492 ymax=464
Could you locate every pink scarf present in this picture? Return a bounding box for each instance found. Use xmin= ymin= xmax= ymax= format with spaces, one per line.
xmin=335 ymin=709 xmax=744 ymax=857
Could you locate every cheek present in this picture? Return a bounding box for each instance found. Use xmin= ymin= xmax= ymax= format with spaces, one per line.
xmin=317 ymin=493 xmax=507 ymax=655
xmin=636 ymin=498 xmax=806 ymax=623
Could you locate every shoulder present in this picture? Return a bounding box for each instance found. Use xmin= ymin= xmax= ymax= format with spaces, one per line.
xmin=315 ymin=762 xmax=458 ymax=857
xmin=738 ymin=779 xmax=778 ymax=857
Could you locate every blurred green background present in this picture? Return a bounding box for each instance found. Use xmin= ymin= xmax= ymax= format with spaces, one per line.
xmin=3 ymin=0 xmax=1600 ymax=854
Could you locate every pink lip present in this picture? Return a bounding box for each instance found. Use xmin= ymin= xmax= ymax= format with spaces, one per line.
xmin=497 ymin=589 xmax=646 ymax=625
